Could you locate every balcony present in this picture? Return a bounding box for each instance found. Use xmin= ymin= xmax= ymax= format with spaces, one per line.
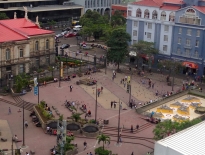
xmin=0 ymin=58 xmax=29 ymax=67
xmin=184 ymin=45 xmax=192 ymax=49
xmin=30 ymin=48 xmax=54 ymax=57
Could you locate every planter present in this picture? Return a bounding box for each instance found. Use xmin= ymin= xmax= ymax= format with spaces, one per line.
xmin=67 ymin=122 xmax=81 ymax=135
xmin=82 ymin=123 xmax=99 ymax=137
xmin=33 ymin=106 xmax=47 ymax=129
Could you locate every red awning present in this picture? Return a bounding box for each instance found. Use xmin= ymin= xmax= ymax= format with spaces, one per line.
xmin=182 ymin=61 xmax=198 ymax=69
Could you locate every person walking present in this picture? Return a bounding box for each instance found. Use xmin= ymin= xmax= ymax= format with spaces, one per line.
xmin=114 ymin=102 xmax=116 ymax=108
xmin=8 ymin=107 xmax=11 ymax=115
xmin=83 ymin=141 xmax=87 ymax=150
xmin=70 ymin=85 xmax=73 ymax=92
xmin=111 ymin=101 xmax=113 ymax=108
xmin=24 ymin=120 xmax=28 ymax=128
xmin=131 ymin=152 xmax=134 ymax=155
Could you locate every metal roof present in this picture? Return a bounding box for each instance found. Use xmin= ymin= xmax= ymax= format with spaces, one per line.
xmin=156 ymin=121 xmax=205 ymax=155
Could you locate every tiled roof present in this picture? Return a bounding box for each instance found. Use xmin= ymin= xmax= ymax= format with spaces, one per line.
xmin=193 ymin=6 xmax=205 ymax=14
xmin=160 ymin=5 xmax=181 ymax=11
xmin=163 ymin=0 xmax=184 ymax=4
xmin=0 ymin=18 xmax=54 ymax=43
xmin=132 ymin=0 xmax=161 ymax=7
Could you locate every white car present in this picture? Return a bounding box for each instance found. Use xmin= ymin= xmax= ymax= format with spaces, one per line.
xmin=55 ymin=34 xmax=63 ymax=38
xmin=61 ymin=31 xmax=68 ymax=35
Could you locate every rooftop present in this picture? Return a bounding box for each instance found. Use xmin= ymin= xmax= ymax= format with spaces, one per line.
xmin=193 ymin=6 xmax=205 ymax=14
xmin=0 ymin=18 xmax=54 ymax=43
xmin=160 ymin=5 xmax=181 ymax=11
xmin=132 ymin=0 xmax=161 ymax=7
xmin=155 ymin=121 xmax=205 ymax=155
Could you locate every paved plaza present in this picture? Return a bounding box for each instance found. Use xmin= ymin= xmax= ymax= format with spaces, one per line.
xmin=0 ymin=36 xmax=204 ymax=155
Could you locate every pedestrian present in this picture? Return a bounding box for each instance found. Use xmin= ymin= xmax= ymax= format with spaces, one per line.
xmin=24 ymin=120 xmax=28 ymax=128
xmin=131 ymin=125 xmax=133 ymax=133
xmin=136 ymin=124 xmax=139 ymax=130
xmin=70 ymin=85 xmax=73 ymax=92
xmin=26 ymin=152 xmax=29 ymax=155
xmin=119 ymin=134 xmax=122 ymax=142
xmin=120 ymin=102 xmax=122 ymax=109
xmin=147 ymin=152 xmax=151 ymax=155
xmin=111 ymin=101 xmax=113 ymax=108
xmin=122 ymin=78 xmax=124 ymax=84
xmin=124 ymin=82 xmax=126 ymax=88
xmin=131 ymin=152 xmax=134 ymax=155
xmin=84 ymin=141 xmax=87 ymax=150
xmin=101 ymin=86 xmax=103 ymax=94
xmin=98 ymin=89 xmax=100 ymax=97
xmin=152 ymin=83 xmax=154 ymax=88
xmin=90 ymin=152 xmax=93 ymax=155
xmin=8 ymin=107 xmax=11 ymax=115
xmin=114 ymin=102 xmax=116 ymax=108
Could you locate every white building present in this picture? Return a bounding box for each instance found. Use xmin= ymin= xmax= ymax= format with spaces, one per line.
xmin=154 ymin=120 xmax=205 ymax=155
xmin=75 ymin=0 xmax=122 ymax=14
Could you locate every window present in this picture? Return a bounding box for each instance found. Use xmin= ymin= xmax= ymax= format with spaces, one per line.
xmin=136 ymin=9 xmax=141 ymax=17
xmin=161 ymin=11 xmax=166 ymax=20
xmin=6 ymin=49 xmax=10 ymax=60
xmin=195 ymin=40 xmax=199 ymax=47
xmin=35 ymin=41 xmax=39 ymax=51
xmin=164 ymin=25 xmax=169 ymax=32
xmin=152 ymin=10 xmax=158 ymax=19
xmin=133 ymin=30 xmax=137 ymax=36
xmin=133 ymin=40 xmax=137 ymax=44
xmin=19 ymin=64 xmax=24 ymax=73
xmin=128 ymin=10 xmax=132 ymax=16
xmin=164 ymin=35 xmax=168 ymax=41
xmin=46 ymin=39 xmax=49 ymax=50
xmin=187 ymin=29 xmax=192 ymax=35
xmin=163 ymin=45 xmax=167 ymax=51
xmin=134 ymin=21 xmax=138 ymax=27
xmin=177 ymin=48 xmax=181 ymax=54
xmin=169 ymin=12 xmax=175 ymax=21
xmin=194 ymin=50 xmax=198 ymax=57
xmin=185 ymin=49 xmax=190 ymax=56
xmin=179 ymin=28 xmax=182 ymax=34
xmin=46 ymin=56 xmax=50 ymax=64
xmin=19 ymin=49 xmax=23 ymax=57
xmin=147 ymin=32 xmax=151 ymax=39
xmin=144 ymin=9 xmax=150 ymax=18
xmin=148 ymin=23 xmax=152 ymax=29
xmin=197 ymin=30 xmax=200 ymax=37
xmin=186 ymin=39 xmax=191 ymax=46
xmin=179 ymin=9 xmax=201 ymax=25
xmin=178 ymin=37 xmax=181 ymax=44
xmin=36 ymin=59 xmax=39 ymax=67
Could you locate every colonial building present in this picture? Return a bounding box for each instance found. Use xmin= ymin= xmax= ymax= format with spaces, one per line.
xmin=126 ymin=0 xmax=205 ymax=76
xmin=0 ymin=11 xmax=55 ymax=86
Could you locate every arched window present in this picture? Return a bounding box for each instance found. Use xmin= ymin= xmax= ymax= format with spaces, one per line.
xmin=144 ymin=9 xmax=150 ymax=18
xmin=152 ymin=10 xmax=158 ymax=19
xmin=186 ymin=9 xmax=196 ymax=15
xmin=179 ymin=8 xmax=200 ymax=25
xmin=6 ymin=49 xmax=10 ymax=60
xmin=136 ymin=8 xmax=142 ymax=17
xmin=161 ymin=11 xmax=166 ymax=20
xmin=169 ymin=12 xmax=175 ymax=21
xmin=35 ymin=41 xmax=39 ymax=51
xmin=46 ymin=39 xmax=49 ymax=50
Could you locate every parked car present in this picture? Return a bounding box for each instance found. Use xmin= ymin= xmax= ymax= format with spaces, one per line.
xmin=62 ymin=27 xmax=71 ymax=32
xmin=60 ymin=44 xmax=70 ymax=49
xmin=61 ymin=31 xmax=68 ymax=35
xmin=64 ymin=32 xmax=77 ymax=38
xmin=55 ymin=34 xmax=63 ymax=38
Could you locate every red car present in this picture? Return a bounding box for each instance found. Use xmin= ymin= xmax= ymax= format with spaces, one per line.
xmin=64 ymin=32 xmax=76 ymax=38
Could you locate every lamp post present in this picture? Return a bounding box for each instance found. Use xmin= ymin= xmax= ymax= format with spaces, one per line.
xmin=129 ymin=67 xmax=132 ymax=105
xmin=59 ymin=61 xmax=61 ymax=88
xmin=52 ymin=66 xmax=54 ymax=78
xmin=65 ymin=53 xmax=68 ymax=75
xmin=117 ymin=99 xmax=121 ymax=144
xmin=95 ymin=82 xmax=98 ymax=122
xmin=22 ymin=100 xmax=25 ymax=147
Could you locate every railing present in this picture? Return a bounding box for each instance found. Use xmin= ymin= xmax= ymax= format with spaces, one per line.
xmin=30 ymin=48 xmax=55 ymax=57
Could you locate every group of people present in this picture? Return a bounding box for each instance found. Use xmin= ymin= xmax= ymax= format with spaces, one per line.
xmin=45 ymin=104 xmax=52 ymax=116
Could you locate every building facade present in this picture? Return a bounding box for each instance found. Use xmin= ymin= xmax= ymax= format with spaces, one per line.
xmin=126 ymin=0 xmax=205 ymax=76
xmin=0 ymin=12 xmax=55 ymax=87
xmin=75 ymin=0 xmax=122 ymax=15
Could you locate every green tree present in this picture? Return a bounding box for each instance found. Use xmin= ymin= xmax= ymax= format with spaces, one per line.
xmin=153 ymin=119 xmax=201 ymax=140
xmin=132 ymin=41 xmax=158 ymax=70
xmin=71 ymin=113 xmax=82 ymax=122
xmin=95 ymin=147 xmax=111 ymax=155
xmin=14 ymin=73 xmax=30 ymax=93
xmin=0 ymin=13 xmax=9 ymax=20
xmin=63 ymin=136 xmax=74 ymax=152
xmin=106 ymin=28 xmax=131 ymax=70
xmin=97 ymin=134 xmax=110 ymax=150
xmin=111 ymin=10 xmax=126 ymax=28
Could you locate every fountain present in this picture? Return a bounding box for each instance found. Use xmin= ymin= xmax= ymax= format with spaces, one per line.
xmin=66 ymin=122 xmax=81 ymax=135
xmin=82 ymin=123 xmax=99 ymax=137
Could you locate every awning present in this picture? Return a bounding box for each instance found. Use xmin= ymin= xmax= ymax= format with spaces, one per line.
xmin=182 ymin=61 xmax=198 ymax=69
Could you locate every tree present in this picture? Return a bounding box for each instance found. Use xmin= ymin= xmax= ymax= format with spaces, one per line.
xmin=111 ymin=10 xmax=126 ymax=28
xmin=14 ymin=73 xmax=30 ymax=93
xmin=96 ymin=134 xmax=110 ymax=150
xmin=106 ymin=28 xmax=131 ymax=70
xmin=153 ymin=119 xmax=201 ymax=140
xmin=63 ymin=136 xmax=74 ymax=152
xmin=0 ymin=13 xmax=9 ymax=20
xmin=158 ymin=60 xmax=184 ymax=90
xmin=132 ymin=41 xmax=158 ymax=70
xmin=71 ymin=112 xmax=82 ymax=122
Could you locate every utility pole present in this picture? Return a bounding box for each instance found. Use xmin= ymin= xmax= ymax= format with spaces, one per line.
xmin=59 ymin=61 xmax=61 ymax=88
xmin=22 ymin=101 xmax=25 ymax=147
xmin=117 ymin=98 xmax=121 ymax=144
xmin=95 ymin=82 xmax=98 ymax=122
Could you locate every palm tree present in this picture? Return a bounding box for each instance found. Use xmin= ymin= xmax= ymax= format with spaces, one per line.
xmin=71 ymin=113 xmax=82 ymax=122
xmin=97 ymin=134 xmax=110 ymax=150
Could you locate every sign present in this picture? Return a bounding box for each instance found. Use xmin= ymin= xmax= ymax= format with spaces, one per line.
xmin=34 ymin=78 xmax=38 ymax=95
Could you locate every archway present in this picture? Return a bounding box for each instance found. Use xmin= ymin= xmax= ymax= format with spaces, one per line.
xmin=101 ymin=8 xmax=104 ymax=15
xmin=104 ymin=8 xmax=110 ymax=16
xmin=97 ymin=8 xmax=100 ymax=13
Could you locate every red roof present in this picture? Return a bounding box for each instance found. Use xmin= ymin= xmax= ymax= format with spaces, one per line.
xmin=160 ymin=5 xmax=180 ymax=11
xmin=0 ymin=18 xmax=54 ymax=43
xmin=163 ymin=0 xmax=184 ymax=4
xmin=112 ymin=5 xmax=127 ymax=11
xmin=193 ymin=6 xmax=205 ymax=14
xmin=132 ymin=0 xmax=161 ymax=7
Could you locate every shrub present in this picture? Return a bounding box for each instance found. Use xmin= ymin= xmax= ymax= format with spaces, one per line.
xmin=95 ymin=147 xmax=111 ymax=155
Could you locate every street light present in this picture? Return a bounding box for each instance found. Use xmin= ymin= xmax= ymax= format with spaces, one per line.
xmin=22 ymin=101 xmax=25 ymax=147
xmin=95 ymin=82 xmax=98 ymax=123
xmin=65 ymin=53 xmax=68 ymax=75
xmin=117 ymin=99 xmax=121 ymax=144
xmin=52 ymin=66 xmax=55 ymax=77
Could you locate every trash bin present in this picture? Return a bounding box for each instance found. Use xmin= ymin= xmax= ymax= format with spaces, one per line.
xmin=103 ymin=120 xmax=109 ymax=125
